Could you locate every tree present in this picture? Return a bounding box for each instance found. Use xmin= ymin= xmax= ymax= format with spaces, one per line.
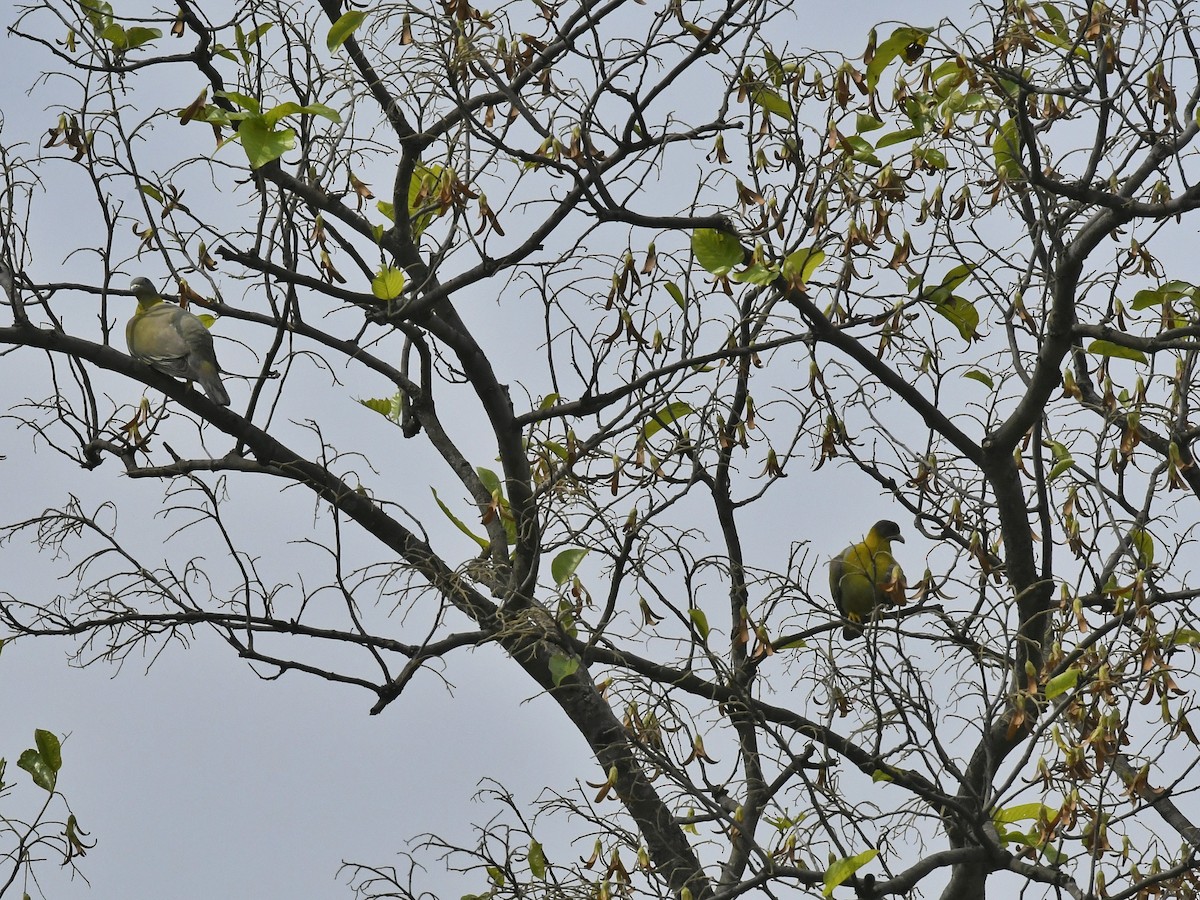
xmin=4 ymin=0 xmax=1200 ymax=897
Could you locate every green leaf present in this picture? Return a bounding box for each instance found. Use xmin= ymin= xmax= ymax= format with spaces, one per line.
xmin=244 ymin=22 xmax=274 ymax=46
xmin=875 ymin=126 xmax=924 ymax=149
xmin=994 ymin=802 xmax=1057 ymax=824
xmin=942 ymin=92 xmax=995 ymax=116
xmin=1130 ymin=527 xmax=1154 ymax=568
xmin=18 ymin=750 xmax=55 ymax=791
xmin=551 ymin=548 xmax=589 ymax=586
xmin=689 ymin=607 xmax=710 ymax=640
xmin=476 ymin=467 xmax=503 ymax=497
xmin=865 ymin=27 xmax=931 ymax=91
xmin=327 ymin=10 xmax=367 ymax=51
xmin=528 ymin=840 xmax=547 ymax=880
xmin=371 ymin=266 xmax=406 ymax=300
xmin=1040 ymin=843 xmax=1070 ymax=865
xmin=1045 ymin=667 xmax=1080 ymax=700
xmin=80 ymin=0 xmax=114 ymax=32
xmin=1131 ymin=289 xmax=1165 ymax=310
xmin=34 ymin=730 xmax=62 ymax=773
xmin=296 ymin=102 xmax=341 ymax=123
xmin=264 ymin=101 xmax=343 ymax=128
xmin=1087 ymin=340 xmax=1147 ymax=363
xmin=823 ymin=849 xmax=878 ymax=897
xmin=665 ymin=282 xmax=687 ymax=310
xmin=750 ymin=86 xmax=793 ymax=121
xmin=263 ymin=102 xmax=300 ymax=128
xmin=963 ymin=369 xmax=994 ymax=389
xmin=871 ymin=769 xmax=893 ymax=783
xmin=840 ymin=134 xmax=881 ymax=166
xmin=408 ymin=164 xmax=452 ymax=236
xmin=940 ymin=263 xmax=975 ymax=292
xmin=855 ymin=113 xmax=884 ymax=133
xmin=215 ymin=90 xmax=262 ymax=113
xmin=1048 ymin=456 xmax=1074 ymax=481
xmin=359 ymin=397 xmax=397 ymax=420
xmin=641 ymin=402 xmax=696 ymax=439
xmin=123 ymin=26 xmax=161 ymax=49
xmin=1172 ymin=628 xmax=1200 ymax=645
xmin=914 ymin=147 xmax=948 ymax=169
xmin=100 ymin=22 xmax=126 ymax=46
xmin=918 ymin=266 xmax=979 ymax=342
xmin=1041 ymin=2 xmax=1068 ymax=35
xmin=691 ymin=229 xmax=744 ymax=276
xmin=431 ymin=488 xmax=490 ymax=551
xmin=1131 ymin=280 xmax=1194 ymax=310
xmin=993 ymin=118 xmax=1023 ymax=179
xmin=548 ymin=652 xmax=579 ymax=687
xmin=782 ymin=247 xmax=825 ymax=285
xmin=932 ymin=295 xmax=979 ymax=343
xmin=236 ymin=116 xmax=295 ymax=169
xmin=186 ymin=104 xmax=232 ymax=127
xmin=730 ymin=262 xmax=780 ymax=285
xmin=17 ymin=731 xmax=60 ymax=793
xmin=100 ymin=24 xmax=162 ymax=51
xmin=138 ymin=183 xmax=164 ymax=203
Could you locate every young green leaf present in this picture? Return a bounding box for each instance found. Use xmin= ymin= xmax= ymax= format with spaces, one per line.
xmin=548 ymin=652 xmax=579 ymax=686
xmin=236 ymin=116 xmax=295 ymax=169
xmin=782 ymin=247 xmax=826 ymax=286
xmin=750 ymin=86 xmax=793 ymax=121
xmin=823 ymin=849 xmax=878 ymax=896
xmin=963 ymin=369 xmax=994 ymax=389
xmin=641 ymin=402 xmax=696 ymax=439
xmin=371 ymin=266 xmax=406 ymax=300
xmin=994 ymin=802 xmax=1059 ymax=824
xmin=551 ymin=548 xmax=589 ymax=586
xmin=528 ymin=840 xmax=547 ymax=879
xmin=1087 ymin=340 xmax=1147 ymax=363
xmin=691 ymin=229 xmax=745 ymax=276
xmin=664 ymin=282 xmax=687 ymax=310
xmin=34 ymin=729 xmax=62 ymax=772
xmin=476 ymin=467 xmax=503 ymax=497
xmin=327 ymin=10 xmax=367 ymax=51
xmin=865 ymin=27 xmax=931 ymax=91
xmin=933 ymin=295 xmax=980 ymax=343
xmin=17 ymin=730 xmax=62 ymax=793
xmin=359 ymin=397 xmax=397 ymax=420
xmin=1130 ymin=527 xmax=1154 ymax=568
xmin=431 ymin=488 xmax=490 ymax=551
xmin=993 ymin=118 xmax=1023 ymax=179
xmin=1045 ymin=667 xmax=1080 ymax=700
xmin=730 ymin=261 xmax=780 ymax=285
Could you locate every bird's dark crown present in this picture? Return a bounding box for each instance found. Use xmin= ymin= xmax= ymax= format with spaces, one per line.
xmin=871 ymin=519 xmax=903 ymax=541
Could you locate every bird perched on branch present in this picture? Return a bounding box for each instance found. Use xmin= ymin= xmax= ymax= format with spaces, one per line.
xmin=126 ymin=276 xmax=230 ymax=406
xmin=829 ymin=520 xmax=906 ymax=639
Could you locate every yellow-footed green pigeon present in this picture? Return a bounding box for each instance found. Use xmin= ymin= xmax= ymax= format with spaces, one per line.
xmin=829 ymin=519 xmax=906 ymax=639
xmin=126 ymin=276 xmax=229 ymax=406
